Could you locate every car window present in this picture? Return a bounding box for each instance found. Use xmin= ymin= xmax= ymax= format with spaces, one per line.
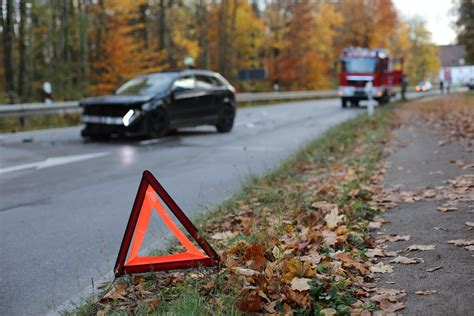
xmin=115 ymin=74 xmax=174 ymax=96
xmin=195 ymin=75 xmax=215 ymax=89
xmin=172 ymin=76 xmax=195 ymax=92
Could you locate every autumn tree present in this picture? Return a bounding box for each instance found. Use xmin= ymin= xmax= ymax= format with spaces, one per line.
xmin=455 ymin=0 xmax=474 ymax=63
xmin=405 ymin=17 xmax=440 ymax=83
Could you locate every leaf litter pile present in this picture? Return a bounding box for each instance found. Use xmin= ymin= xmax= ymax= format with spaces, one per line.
xmin=87 ymin=95 xmax=473 ymax=316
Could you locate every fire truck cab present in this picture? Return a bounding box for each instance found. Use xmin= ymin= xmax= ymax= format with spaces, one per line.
xmin=338 ymin=48 xmax=404 ymax=108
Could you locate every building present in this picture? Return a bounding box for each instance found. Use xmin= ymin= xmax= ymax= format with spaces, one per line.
xmin=438 ymin=45 xmax=474 ymax=86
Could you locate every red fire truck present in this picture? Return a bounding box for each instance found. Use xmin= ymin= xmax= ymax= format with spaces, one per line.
xmin=338 ymin=48 xmax=404 ymax=108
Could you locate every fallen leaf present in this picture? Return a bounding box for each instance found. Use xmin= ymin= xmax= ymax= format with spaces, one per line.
xmin=366 ymin=248 xmax=384 ymax=258
xmin=426 ymin=266 xmax=443 ymax=272
xmin=238 ymin=293 xmax=261 ymax=312
xmin=368 ymin=221 xmax=382 ymax=229
xmin=322 ymin=230 xmax=337 ymax=246
xmin=102 ymin=283 xmax=127 ymax=301
xmin=234 ymin=267 xmax=259 ymax=277
xmin=320 ymin=308 xmax=337 ymax=316
xmin=272 ymin=245 xmax=282 ymax=260
xmin=407 ymin=244 xmax=435 ymax=251
xmin=465 ymin=222 xmax=474 ymax=228
xmin=291 ymin=277 xmax=312 ymax=292
xmin=424 ymin=189 xmax=437 ymax=198
xmin=324 ymin=207 xmax=343 ymax=229
xmin=386 ymin=234 xmax=411 ymax=242
xmin=380 ymin=300 xmax=406 ymax=312
xmin=447 ymin=239 xmax=474 ymax=246
xmin=370 ymin=262 xmax=394 ymax=273
xmin=311 ymin=201 xmax=337 ymax=212
xmin=390 ymin=256 xmax=424 ymax=264
xmin=465 ymin=245 xmax=474 ymax=251
xmin=415 ymin=290 xmax=437 ymax=295
xmin=211 ymin=231 xmax=237 ymax=240
xmin=437 ymin=206 xmax=458 ymax=212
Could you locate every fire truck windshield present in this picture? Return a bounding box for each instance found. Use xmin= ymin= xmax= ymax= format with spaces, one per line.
xmin=342 ymin=58 xmax=378 ymax=73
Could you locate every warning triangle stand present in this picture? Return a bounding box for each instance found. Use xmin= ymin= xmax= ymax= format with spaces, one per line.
xmin=114 ymin=170 xmax=220 ymax=276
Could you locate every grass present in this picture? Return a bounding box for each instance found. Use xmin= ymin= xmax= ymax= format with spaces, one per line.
xmin=69 ymin=99 xmax=399 ymax=315
xmin=0 ymin=112 xmax=81 ymax=133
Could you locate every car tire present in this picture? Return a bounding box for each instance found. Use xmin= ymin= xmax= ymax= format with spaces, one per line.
xmin=341 ymin=99 xmax=347 ymax=108
xmin=89 ymin=134 xmax=110 ymax=142
xmin=216 ymin=104 xmax=235 ymax=133
xmin=350 ymin=100 xmax=359 ymax=107
xmin=149 ymin=108 xmax=170 ymax=138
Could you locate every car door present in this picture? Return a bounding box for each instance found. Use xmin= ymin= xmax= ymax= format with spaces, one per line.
xmin=169 ymin=75 xmax=198 ymax=125
xmin=195 ymin=75 xmax=220 ymax=122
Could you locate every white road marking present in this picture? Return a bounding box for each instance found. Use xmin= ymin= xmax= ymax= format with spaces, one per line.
xmin=0 ymin=152 xmax=109 ymax=175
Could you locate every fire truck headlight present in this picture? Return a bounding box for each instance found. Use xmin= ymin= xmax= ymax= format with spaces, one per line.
xmin=376 ymin=90 xmax=383 ymax=97
xmin=338 ymin=90 xmax=344 ymax=96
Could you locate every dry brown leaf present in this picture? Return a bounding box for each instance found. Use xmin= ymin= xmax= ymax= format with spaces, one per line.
xmin=415 ymin=290 xmax=437 ymax=295
xmin=424 ymin=189 xmax=437 ymax=198
xmin=366 ymin=248 xmax=384 ymax=258
xmin=322 ymin=230 xmax=337 ymax=246
xmin=102 ymin=283 xmax=127 ymax=301
xmin=211 ymin=231 xmax=237 ymax=240
xmin=370 ymin=262 xmax=394 ymax=273
xmin=447 ymin=239 xmax=474 ymax=246
xmin=390 ymin=256 xmax=424 ymax=264
xmin=426 ymin=266 xmax=443 ymax=272
xmin=386 ymin=234 xmax=411 ymax=242
xmin=368 ymin=221 xmax=382 ymax=229
xmin=234 ymin=267 xmax=259 ymax=277
xmin=324 ymin=207 xmax=343 ymax=229
xmin=407 ymin=244 xmax=435 ymax=251
xmin=311 ymin=201 xmax=337 ymax=212
xmin=290 ymin=277 xmax=312 ymax=292
xmin=437 ymin=206 xmax=458 ymax=212
xmin=380 ymin=300 xmax=406 ymax=312
xmin=238 ymin=293 xmax=261 ymax=312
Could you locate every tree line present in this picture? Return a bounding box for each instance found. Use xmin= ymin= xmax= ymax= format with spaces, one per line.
xmin=1 ymin=0 xmax=442 ymax=103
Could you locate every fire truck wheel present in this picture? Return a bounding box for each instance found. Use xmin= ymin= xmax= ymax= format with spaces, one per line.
xmin=341 ymin=99 xmax=348 ymax=108
xmin=350 ymin=100 xmax=359 ymax=107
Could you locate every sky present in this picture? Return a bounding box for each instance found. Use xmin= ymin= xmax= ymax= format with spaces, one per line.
xmin=393 ymin=0 xmax=457 ymax=45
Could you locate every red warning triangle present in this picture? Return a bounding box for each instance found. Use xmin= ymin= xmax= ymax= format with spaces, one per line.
xmin=114 ymin=170 xmax=220 ymax=276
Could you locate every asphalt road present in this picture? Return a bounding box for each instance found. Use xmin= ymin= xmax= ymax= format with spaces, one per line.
xmin=0 ymin=93 xmax=433 ymax=315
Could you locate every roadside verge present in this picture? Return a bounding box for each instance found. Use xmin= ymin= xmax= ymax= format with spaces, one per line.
xmin=74 ymin=99 xmax=401 ymax=315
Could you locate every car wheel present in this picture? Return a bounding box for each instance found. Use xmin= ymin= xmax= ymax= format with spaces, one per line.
xmin=216 ymin=104 xmax=235 ymax=133
xmin=89 ymin=134 xmax=110 ymax=142
xmin=341 ymin=99 xmax=347 ymax=108
xmin=149 ymin=108 xmax=170 ymax=138
xmin=350 ymin=100 xmax=359 ymax=107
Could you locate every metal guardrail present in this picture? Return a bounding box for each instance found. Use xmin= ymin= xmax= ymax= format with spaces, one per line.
xmin=7 ymin=85 xmax=458 ymax=119
xmin=0 ymin=90 xmax=340 ymax=118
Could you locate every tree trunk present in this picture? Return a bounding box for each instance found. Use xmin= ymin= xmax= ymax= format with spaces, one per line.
xmin=158 ymin=0 xmax=166 ymax=50
xmin=17 ymin=0 xmax=27 ymax=101
xmin=218 ymin=0 xmax=229 ymax=76
xmin=2 ymin=0 xmax=15 ymax=103
xmin=197 ymin=0 xmax=208 ymax=69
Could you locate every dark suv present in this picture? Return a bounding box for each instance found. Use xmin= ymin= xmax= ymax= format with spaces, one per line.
xmin=80 ymin=70 xmax=236 ymax=140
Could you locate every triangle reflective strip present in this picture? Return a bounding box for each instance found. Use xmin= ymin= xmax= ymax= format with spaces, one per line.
xmin=114 ymin=170 xmax=220 ymax=276
xmin=125 ymin=186 xmax=206 ymax=266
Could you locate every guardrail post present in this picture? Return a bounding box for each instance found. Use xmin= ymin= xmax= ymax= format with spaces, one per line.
xmin=19 ymin=115 xmax=26 ymax=129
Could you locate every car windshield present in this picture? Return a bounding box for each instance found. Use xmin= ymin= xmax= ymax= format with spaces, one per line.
xmin=115 ymin=74 xmax=174 ymax=96
xmin=343 ymin=58 xmax=378 ymax=73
